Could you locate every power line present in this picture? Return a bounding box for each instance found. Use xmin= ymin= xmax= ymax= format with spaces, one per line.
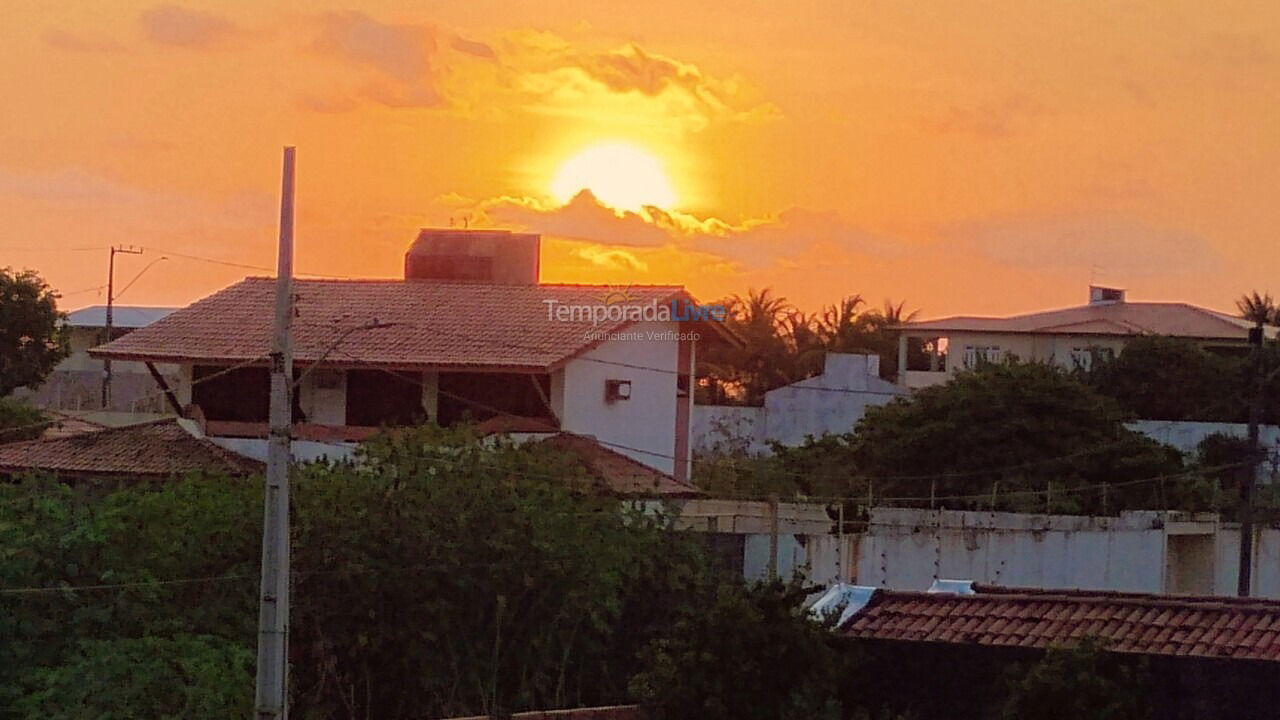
xmin=325 ymin=345 xmax=1209 ymax=487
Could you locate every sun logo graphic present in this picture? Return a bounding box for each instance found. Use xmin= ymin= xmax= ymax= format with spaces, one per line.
xmin=593 ymin=285 xmax=637 ymax=306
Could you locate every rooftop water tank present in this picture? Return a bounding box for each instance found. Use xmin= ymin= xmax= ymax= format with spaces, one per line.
xmin=404 ymin=229 xmax=540 ymax=285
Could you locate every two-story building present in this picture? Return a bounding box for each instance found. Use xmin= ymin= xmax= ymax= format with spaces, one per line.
xmin=894 ymin=285 xmax=1275 ymax=389
xmin=89 ymin=229 xmax=736 ymax=482
xmin=16 ymin=305 xmax=178 ymax=412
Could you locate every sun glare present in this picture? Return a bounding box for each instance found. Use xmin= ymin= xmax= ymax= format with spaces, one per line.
xmin=550 ymin=142 xmax=678 ymax=211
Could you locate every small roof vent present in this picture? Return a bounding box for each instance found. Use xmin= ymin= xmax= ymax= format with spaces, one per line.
xmin=1089 ymin=285 xmax=1126 ymax=305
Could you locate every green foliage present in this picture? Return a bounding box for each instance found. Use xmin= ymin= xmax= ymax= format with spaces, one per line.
xmin=0 ymin=397 xmax=50 ymax=441
xmin=0 ymin=267 xmax=69 ymax=396
xmin=14 ymin=636 xmax=253 ymax=720
xmin=289 ymin=425 xmax=712 ymax=718
xmin=1082 ymin=336 xmax=1241 ymax=421
xmin=848 ymin=362 xmax=1189 ymax=514
xmin=0 ymin=473 xmax=262 ymax=712
xmin=629 ymin=581 xmax=843 ymax=720
xmin=1082 ymin=334 xmax=1280 ymax=424
xmin=1001 ymin=639 xmax=1151 ymax=720
xmin=0 ymin=426 xmax=714 ymax=719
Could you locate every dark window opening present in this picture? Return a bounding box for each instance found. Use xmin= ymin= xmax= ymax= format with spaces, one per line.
xmin=437 ymin=372 xmax=552 ymax=426
xmin=346 ymin=369 xmax=426 ymax=427
xmin=192 ymin=365 xmax=269 ymax=422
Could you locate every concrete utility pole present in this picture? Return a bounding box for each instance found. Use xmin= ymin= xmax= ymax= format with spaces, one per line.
xmin=1237 ymin=324 xmax=1266 ymax=596
xmin=255 ymin=147 xmax=296 ymax=719
xmin=102 ymin=244 xmax=142 ymax=408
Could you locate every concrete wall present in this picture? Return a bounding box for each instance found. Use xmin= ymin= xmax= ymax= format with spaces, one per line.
xmin=854 ymin=507 xmax=1280 ymax=598
xmin=692 ymin=353 xmax=904 ymax=454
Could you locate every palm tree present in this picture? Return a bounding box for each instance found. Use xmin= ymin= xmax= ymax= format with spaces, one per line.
xmin=1236 ymin=291 xmax=1277 ymax=327
xmin=817 ymin=295 xmax=867 ymax=351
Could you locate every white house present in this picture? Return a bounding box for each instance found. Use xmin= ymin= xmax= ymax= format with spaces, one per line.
xmin=90 ymin=229 xmax=736 ymax=482
xmin=894 ymin=285 xmax=1275 ymax=389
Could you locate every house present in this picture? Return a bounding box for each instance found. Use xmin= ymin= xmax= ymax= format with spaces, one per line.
xmin=14 ymin=304 xmax=178 ymax=413
xmin=839 ymin=583 xmax=1280 ymax=719
xmin=894 ymin=285 xmax=1275 ymax=389
xmin=89 ymin=229 xmax=736 ymax=483
xmin=0 ymin=417 xmax=262 ymax=481
xmin=692 ymin=352 xmax=906 ymax=453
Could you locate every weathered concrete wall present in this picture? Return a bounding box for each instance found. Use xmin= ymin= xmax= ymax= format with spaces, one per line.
xmin=854 ymin=507 xmax=1280 ymax=598
xmin=692 ymin=353 xmax=904 ymax=454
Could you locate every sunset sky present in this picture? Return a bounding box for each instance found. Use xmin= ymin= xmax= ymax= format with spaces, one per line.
xmin=3 ymin=1 xmax=1278 ymax=319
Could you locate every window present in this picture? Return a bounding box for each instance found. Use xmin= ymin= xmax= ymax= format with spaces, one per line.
xmin=192 ymin=365 xmax=269 ymax=422
xmin=436 ymin=372 xmax=553 ymax=426
xmin=346 ymin=370 xmax=425 ymax=427
xmin=962 ymin=345 xmax=1002 ymax=369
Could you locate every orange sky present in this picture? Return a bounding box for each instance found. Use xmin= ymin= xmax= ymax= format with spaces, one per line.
xmin=3 ymin=1 xmax=1278 ymax=320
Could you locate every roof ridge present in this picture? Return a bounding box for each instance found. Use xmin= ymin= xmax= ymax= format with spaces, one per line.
xmin=886 ymin=587 xmax=1280 ymax=611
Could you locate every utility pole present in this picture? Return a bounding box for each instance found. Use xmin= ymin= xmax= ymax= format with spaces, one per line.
xmin=102 ymin=244 xmax=142 ymax=408
xmin=255 ymin=147 xmax=296 ymax=719
xmin=1237 ymin=323 xmax=1265 ymax=597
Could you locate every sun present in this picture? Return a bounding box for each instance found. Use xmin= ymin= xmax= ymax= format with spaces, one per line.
xmin=550 ymin=142 xmax=678 ymax=211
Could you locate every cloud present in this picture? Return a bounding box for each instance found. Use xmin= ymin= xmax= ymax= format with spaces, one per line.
xmin=487 ymin=30 xmax=779 ymax=133
xmin=308 ymin=11 xmax=443 ymax=109
xmin=290 ymin=17 xmax=774 ymax=128
xmin=945 ymin=213 xmax=1223 ymax=277
xmin=576 ymin=246 xmax=648 ymax=271
xmin=459 ymin=190 xmax=895 ymax=274
xmin=919 ymin=94 xmax=1048 ymax=138
xmin=140 ymin=5 xmax=238 ymax=48
xmin=450 ymin=35 xmax=496 ymax=60
xmin=44 ymin=29 xmax=127 ymax=53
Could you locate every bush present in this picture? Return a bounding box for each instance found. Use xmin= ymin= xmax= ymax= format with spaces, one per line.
xmin=0 ymin=397 xmax=49 ymax=442
xmin=630 ymin=581 xmax=844 ymax=720
xmin=1002 ymin=639 xmax=1150 ymax=720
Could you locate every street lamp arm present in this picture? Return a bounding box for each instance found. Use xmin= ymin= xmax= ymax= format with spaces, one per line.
xmin=291 ymin=321 xmax=402 ymax=390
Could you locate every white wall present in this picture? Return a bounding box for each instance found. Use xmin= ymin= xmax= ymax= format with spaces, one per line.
xmin=692 ymin=353 xmax=904 ymax=453
xmin=854 ymin=507 xmax=1280 ymax=598
xmin=558 ymin=321 xmax=682 ymax=473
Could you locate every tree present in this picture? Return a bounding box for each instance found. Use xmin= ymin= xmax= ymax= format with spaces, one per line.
xmin=629 ymin=581 xmax=844 ymax=720
xmin=1083 ymin=336 xmax=1239 ymax=421
xmin=0 ymin=426 xmax=717 ymax=719
xmin=1001 ymin=640 xmax=1150 ymax=720
xmin=0 ymin=268 xmax=69 ymax=397
xmin=849 ymin=362 xmax=1188 ymax=514
xmin=697 ymin=289 xmax=920 ymax=403
xmin=1236 ymin=290 xmax=1278 ymax=327
xmin=0 ymin=397 xmax=50 ymax=442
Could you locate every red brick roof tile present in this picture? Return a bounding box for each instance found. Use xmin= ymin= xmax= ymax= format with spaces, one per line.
xmin=535 ymin=433 xmax=702 ymax=499
xmin=0 ymin=418 xmax=262 ymax=478
xmin=89 ymin=278 xmax=717 ymax=371
xmin=843 ymin=586 xmax=1280 ymax=663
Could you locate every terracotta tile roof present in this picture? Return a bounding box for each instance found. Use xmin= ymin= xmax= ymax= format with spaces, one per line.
xmin=842 ymin=585 xmax=1280 ymax=662
xmin=896 ymin=301 xmax=1275 ymax=341
xmin=40 ymin=412 xmax=108 ymax=439
xmin=89 ymin=278 xmax=718 ymax=371
xmin=536 ymin=433 xmax=702 ymax=498
xmin=0 ymin=418 xmax=262 ymax=478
